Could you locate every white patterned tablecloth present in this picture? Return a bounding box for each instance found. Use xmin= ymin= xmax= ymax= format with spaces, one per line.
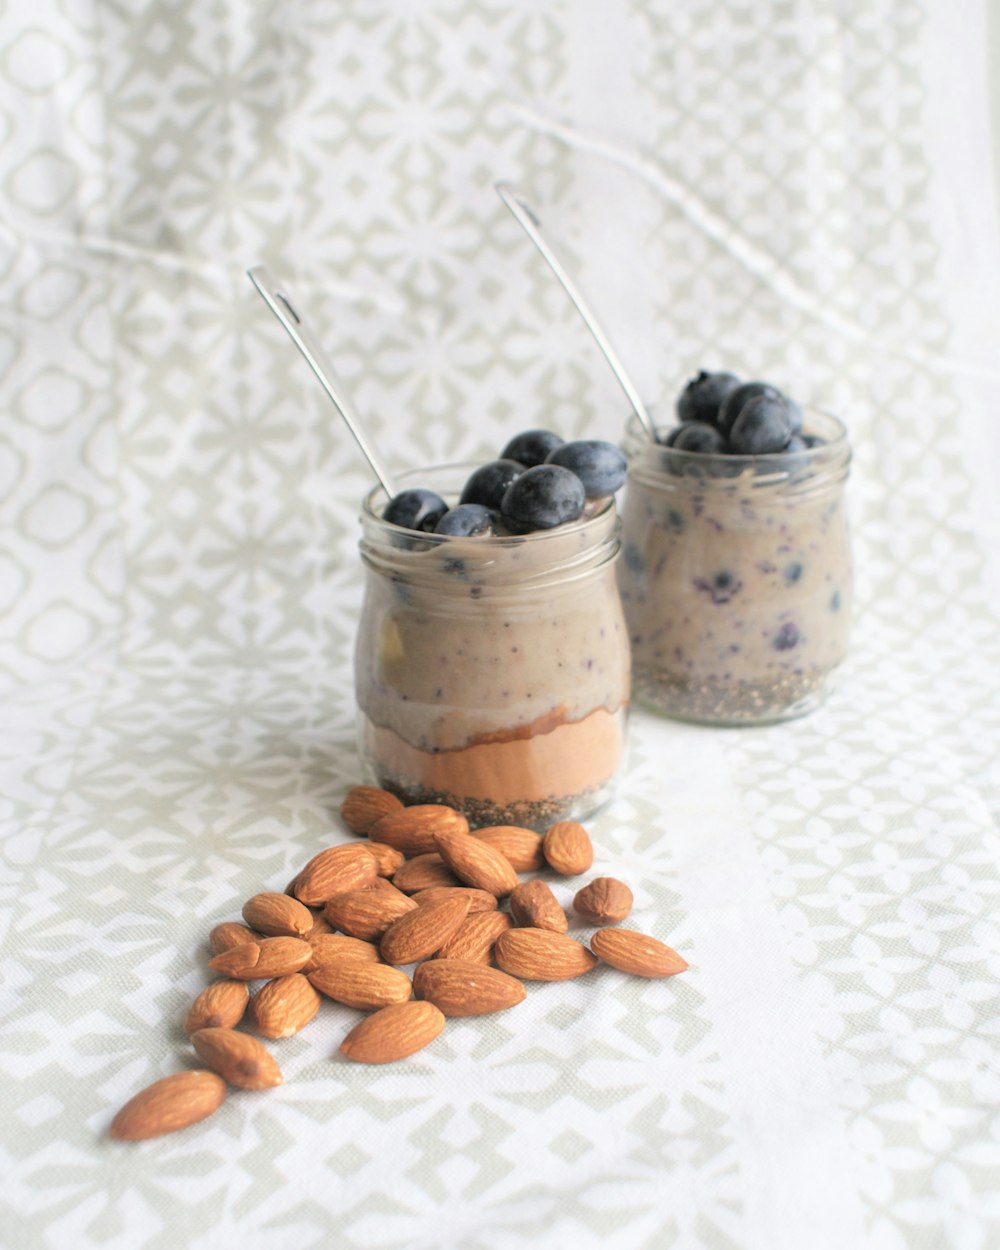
xmin=2 ymin=3 xmax=999 ymax=1248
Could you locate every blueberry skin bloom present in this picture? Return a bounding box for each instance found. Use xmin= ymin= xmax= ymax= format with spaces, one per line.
xmin=433 ymin=504 xmax=495 ymax=537
xmin=383 ymin=488 xmax=449 ymax=532
xmin=545 ymin=439 xmax=627 ymax=497
xmin=501 ymin=464 xmax=586 ymax=530
xmin=718 ymin=381 xmax=786 ymax=437
xmin=670 ymin=421 xmax=729 ymax=454
xmin=675 ymin=370 xmax=742 ymax=427
xmin=728 ymin=395 xmax=794 ymax=454
xmin=500 ymin=429 xmax=564 ymax=468
xmin=459 ymin=458 xmax=525 ymax=510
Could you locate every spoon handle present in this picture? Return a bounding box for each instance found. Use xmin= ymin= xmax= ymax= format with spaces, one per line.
xmin=247 ymin=266 xmax=397 ymax=496
xmin=495 ymin=182 xmax=657 ymax=442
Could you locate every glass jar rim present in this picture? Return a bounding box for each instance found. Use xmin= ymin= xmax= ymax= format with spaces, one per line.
xmin=625 ymin=405 xmax=849 ymax=466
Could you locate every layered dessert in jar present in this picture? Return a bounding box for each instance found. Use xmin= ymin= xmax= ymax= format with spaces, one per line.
xmin=354 ymin=438 xmax=631 ymax=828
xmin=619 ymin=372 xmax=852 ymax=724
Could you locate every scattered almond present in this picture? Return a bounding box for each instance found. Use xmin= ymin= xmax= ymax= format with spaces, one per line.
xmin=369 ymin=804 xmax=469 ymax=857
xmin=437 ymin=910 xmax=513 ymax=964
xmin=340 ymin=785 xmax=403 ymax=834
xmin=323 ymin=884 xmax=417 ymax=941
xmin=309 ymin=962 xmax=412 ymax=1010
xmin=208 ymin=936 xmax=312 ymax=980
xmin=249 ymin=974 xmax=321 ymax=1038
xmin=542 ymin=821 xmax=594 ymax=876
xmin=494 ymin=928 xmax=598 ymax=981
xmin=366 ymin=841 xmax=406 ymax=877
xmin=306 ymin=932 xmax=382 ymax=972
xmin=472 ymin=826 xmax=545 ymax=873
xmin=413 ymin=960 xmax=526 ymax=1017
xmin=242 ymin=892 xmax=314 ymax=938
xmin=380 ymin=894 xmax=471 ymax=965
xmin=339 ymin=1000 xmax=445 ymax=1064
xmin=391 ymin=853 xmax=462 ymax=893
xmin=412 ymin=886 xmax=498 ymax=913
xmin=509 ymin=879 xmax=568 ymax=933
xmin=110 ymin=1071 xmax=227 ymax=1141
xmin=573 ymin=877 xmax=633 ymax=925
xmin=294 ymin=843 xmax=378 ymax=907
xmin=590 ymin=928 xmax=688 ymax=978
xmin=190 ymin=1027 xmax=283 ymax=1090
xmin=183 ymin=981 xmax=250 ymax=1034
xmin=433 ymin=829 xmax=518 ymax=897
xmin=209 ymin=922 xmax=258 ymax=955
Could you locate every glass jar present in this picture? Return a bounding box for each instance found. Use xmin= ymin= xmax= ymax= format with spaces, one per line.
xmin=355 ymin=464 xmax=631 ymax=829
xmin=618 ymin=410 xmax=852 ymax=725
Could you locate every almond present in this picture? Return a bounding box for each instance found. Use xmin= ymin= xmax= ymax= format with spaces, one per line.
xmin=380 ymin=894 xmax=471 ymax=965
xmin=369 ymin=804 xmax=469 ymax=857
xmin=542 ymin=821 xmax=594 ymax=875
xmin=183 ymin=981 xmax=250 ymax=1034
xmin=242 ymin=892 xmax=314 ymax=938
xmin=309 ymin=962 xmax=412 ymax=1010
xmin=339 ymin=1000 xmax=445 ymax=1064
xmin=494 ymin=928 xmax=598 ymax=980
xmin=249 ymin=974 xmax=321 ymax=1038
xmin=391 ymin=853 xmax=461 ymax=893
xmin=110 ymin=1070 xmax=227 ymax=1141
xmin=190 ymin=1027 xmax=283 ymax=1089
xmin=209 ymin=922 xmax=258 ymax=955
xmin=509 ymin=879 xmax=568 ymax=933
xmin=323 ymin=884 xmax=417 ymax=940
xmin=307 ymin=910 xmax=335 ymax=936
xmin=366 ymin=841 xmax=406 ymax=877
xmin=437 ymin=911 xmax=512 ymax=965
xmin=340 ymin=785 xmax=403 ymax=833
xmin=573 ymin=877 xmax=633 ymax=925
xmin=294 ymin=843 xmax=378 ymax=907
xmin=207 ymin=936 xmax=312 ymax=980
xmin=412 ymin=886 xmax=498 ymax=913
xmin=472 ymin=826 xmax=545 ymax=873
xmin=590 ymin=928 xmax=688 ymax=978
xmin=306 ymin=932 xmax=382 ymax=971
xmin=413 ymin=960 xmax=526 ymax=1017
xmin=433 ymin=829 xmax=518 ymax=897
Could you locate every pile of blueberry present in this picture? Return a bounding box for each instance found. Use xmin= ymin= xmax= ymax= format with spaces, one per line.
xmin=382 ymin=431 xmax=627 ymax=536
xmin=664 ymin=370 xmax=823 ymax=457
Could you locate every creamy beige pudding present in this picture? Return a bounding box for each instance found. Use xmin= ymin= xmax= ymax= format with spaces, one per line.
xmin=355 ymin=466 xmax=631 ymax=828
xmin=619 ymin=411 xmax=851 ymax=724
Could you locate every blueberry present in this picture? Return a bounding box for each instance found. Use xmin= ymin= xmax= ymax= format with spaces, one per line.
xmin=675 ymin=370 xmax=742 ymax=427
xmin=728 ymin=395 xmax=794 ymax=454
xmin=459 ymin=458 xmax=525 ymax=510
xmin=773 ymin=621 xmax=800 ymax=650
xmin=501 ymin=464 xmax=585 ymax=530
xmin=544 ymin=439 xmax=627 ymax=497
xmin=433 ymin=504 xmax=496 ymax=537
xmin=661 ymin=426 xmax=686 ymax=447
xmin=384 ymin=488 xmax=448 ymax=532
xmin=669 ymin=422 xmax=729 ymax=455
xmin=500 ymin=429 xmax=564 ymax=467
xmin=718 ymin=381 xmax=786 ymax=437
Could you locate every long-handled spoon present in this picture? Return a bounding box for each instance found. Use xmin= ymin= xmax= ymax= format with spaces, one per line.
xmin=247 ymin=266 xmax=397 ymax=496
xmin=494 ymin=182 xmax=658 ymax=442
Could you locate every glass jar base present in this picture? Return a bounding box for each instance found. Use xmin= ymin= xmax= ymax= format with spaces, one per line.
xmin=633 ymin=666 xmax=838 ymax=727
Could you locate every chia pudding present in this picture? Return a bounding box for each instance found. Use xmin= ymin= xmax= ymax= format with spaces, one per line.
xmin=355 ymin=464 xmax=631 ymax=828
xmin=619 ymin=409 xmax=851 ymax=724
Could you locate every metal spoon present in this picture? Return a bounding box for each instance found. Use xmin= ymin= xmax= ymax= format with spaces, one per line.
xmin=246 ymin=266 xmax=397 ymax=496
xmin=494 ymin=182 xmax=658 ymax=442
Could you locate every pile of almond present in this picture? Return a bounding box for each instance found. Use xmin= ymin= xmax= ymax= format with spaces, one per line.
xmin=110 ymin=788 xmax=687 ymax=1141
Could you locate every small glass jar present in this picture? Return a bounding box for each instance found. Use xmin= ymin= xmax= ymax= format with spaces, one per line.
xmin=618 ymin=410 xmax=852 ymax=725
xmin=355 ymin=464 xmax=631 ymax=829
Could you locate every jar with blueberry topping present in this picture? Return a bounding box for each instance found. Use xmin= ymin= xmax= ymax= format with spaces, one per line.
xmin=618 ymin=407 xmax=852 ymax=724
xmin=355 ymin=463 xmax=631 ymax=829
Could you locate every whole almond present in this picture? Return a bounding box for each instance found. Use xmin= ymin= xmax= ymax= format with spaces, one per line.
xmin=339 ymin=1000 xmax=445 ymax=1064
xmin=306 ymin=932 xmax=382 ymax=971
xmin=509 ymin=879 xmax=568 ymax=933
xmin=209 ymin=922 xmax=258 ymax=955
xmin=340 ymin=785 xmax=403 ymax=834
xmin=190 ymin=1027 xmax=283 ymax=1090
xmin=542 ymin=821 xmax=594 ymax=876
xmin=472 ymin=826 xmax=545 ymax=873
xmin=183 ymin=981 xmax=250 ymax=1034
xmin=207 ymin=942 xmax=261 ymax=978
xmin=366 ymin=841 xmax=406 ymax=877
xmin=413 ymin=960 xmax=526 ymax=1017
xmin=391 ymin=853 xmax=462 ymax=893
xmin=309 ymin=962 xmax=412 ymax=1010
xmin=437 ymin=911 xmax=513 ymax=965
xmin=294 ymin=843 xmax=378 ymax=907
xmin=242 ymin=892 xmax=314 ymax=938
xmin=590 ymin=928 xmax=688 ymax=978
xmin=110 ymin=1071 xmax=227 ymax=1141
xmin=380 ymin=894 xmax=471 ymax=965
xmin=433 ymin=830 xmax=518 ymax=897
xmin=323 ymin=884 xmax=417 ymax=941
xmin=369 ymin=805 xmax=469 ymax=857
xmin=412 ymin=886 xmax=498 ymax=913
xmin=573 ymin=877 xmax=633 ymax=925
xmin=208 ymin=936 xmax=312 ymax=980
xmin=494 ymin=928 xmax=598 ymax=981
xmin=249 ymin=974 xmax=321 ymax=1038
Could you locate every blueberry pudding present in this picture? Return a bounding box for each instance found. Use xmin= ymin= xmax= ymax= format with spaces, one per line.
xmin=355 ymin=439 xmax=631 ymax=828
xmin=619 ymin=373 xmax=851 ymax=724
